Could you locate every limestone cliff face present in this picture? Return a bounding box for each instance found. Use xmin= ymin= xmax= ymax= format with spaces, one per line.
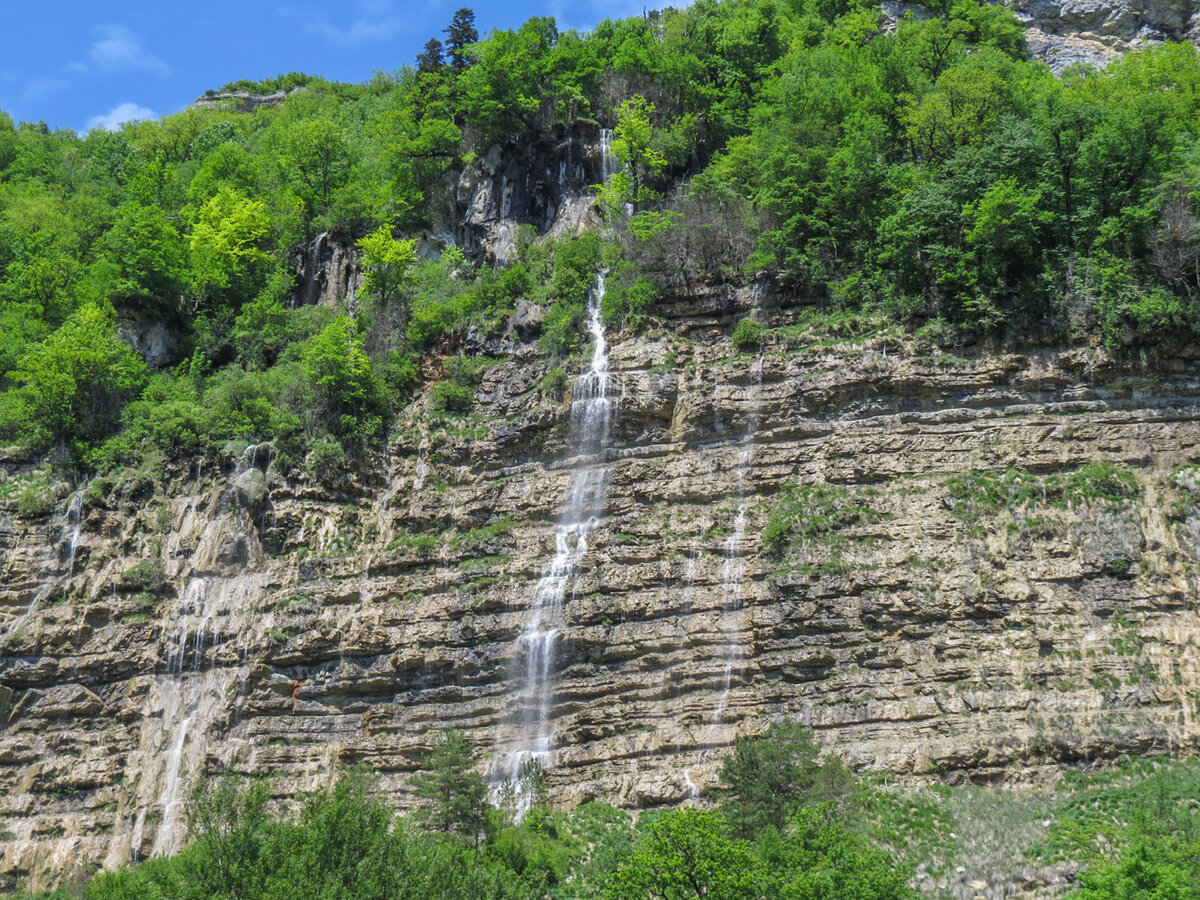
xmin=4 ymin=282 xmax=1200 ymax=891
xmin=884 ymin=0 xmax=1200 ymax=69
xmin=1006 ymin=0 xmax=1200 ymax=69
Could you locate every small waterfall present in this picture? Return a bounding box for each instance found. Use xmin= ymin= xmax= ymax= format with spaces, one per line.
xmin=114 ymin=450 xmax=270 ymax=864
xmin=713 ymin=487 xmax=749 ymax=724
xmin=597 ymin=127 xmax=633 ymax=216
xmin=305 ymin=231 xmax=327 ymax=305
xmin=63 ymin=491 xmax=84 ymax=577
xmin=499 ymin=272 xmax=617 ymax=814
xmin=599 ymin=128 xmax=619 ymax=182
xmin=5 ymin=491 xmax=87 ymax=640
xmin=712 ymin=351 xmax=765 ymax=724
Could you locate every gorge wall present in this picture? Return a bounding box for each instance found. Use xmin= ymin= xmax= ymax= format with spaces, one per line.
xmin=5 ymin=282 xmax=1200 ymax=890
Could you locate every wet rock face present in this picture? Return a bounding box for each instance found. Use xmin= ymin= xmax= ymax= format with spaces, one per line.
xmin=438 ymin=121 xmax=606 ymax=264
xmin=7 ymin=287 xmax=1200 ymax=890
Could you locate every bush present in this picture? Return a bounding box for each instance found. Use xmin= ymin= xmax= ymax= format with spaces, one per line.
xmin=430 ymin=381 xmax=474 ymax=414
xmin=540 ymin=367 xmax=568 ymax=400
xmin=16 ymin=479 xmax=56 ymax=519
xmin=123 ymin=559 xmax=166 ymax=592
xmin=306 ymin=437 xmax=346 ymax=480
xmin=731 ymin=318 xmax=765 ymax=351
xmin=763 ymin=482 xmax=886 ymax=559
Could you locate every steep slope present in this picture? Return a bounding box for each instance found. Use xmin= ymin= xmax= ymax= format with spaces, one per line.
xmin=4 ymin=283 xmax=1200 ymax=890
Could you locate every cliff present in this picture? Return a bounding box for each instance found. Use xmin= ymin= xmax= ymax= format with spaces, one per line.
xmin=4 ymin=281 xmax=1200 ymax=891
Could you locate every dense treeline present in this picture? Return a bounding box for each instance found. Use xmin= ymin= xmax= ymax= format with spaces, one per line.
xmin=39 ymin=725 xmax=916 ymax=900
xmin=24 ymin=725 xmax=1200 ymax=898
xmin=5 ymin=0 xmax=1200 ymax=473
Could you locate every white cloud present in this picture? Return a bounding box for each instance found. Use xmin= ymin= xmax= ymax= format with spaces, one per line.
xmin=280 ymin=0 xmax=408 ymax=44
xmin=70 ymin=25 xmax=170 ymax=76
xmin=22 ymin=75 xmax=70 ymax=102
xmin=86 ymin=101 xmax=155 ymax=132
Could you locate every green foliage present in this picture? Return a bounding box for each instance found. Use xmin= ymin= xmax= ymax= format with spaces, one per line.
xmin=412 ymin=730 xmax=489 ymax=839
xmin=946 ymin=462 xmax=1142 ymax=525
xmin=298 ymin=316 xmax=382 ymax=442
xmin=15 ymin=475 xmax=56 ymax=519
xmin=718 ymin=720 xmax=857 ymax=839
xmin=357 ymin=225 xmax=417 ymax=308
xmin=187 ymin=187 xmax=272 ymax=309
xmin=763 ymin=482 xmax=886 ymax=559
xmin=731 ymin=318 xmax=765 ymax=351
xmin=595 ymin=95 xmax=669 ymax=219
xmin=605 ymin=809 xmax=764 ymax=899
xmin=0 ymin=302 xmax=147 ymax=454
xmin=429 ymin=381 xmax=475 ymax=415
xmin=123 ymin=559 xmax=167 ymax=592
xmin=4 ymin=0 xmax=1200 ymax=474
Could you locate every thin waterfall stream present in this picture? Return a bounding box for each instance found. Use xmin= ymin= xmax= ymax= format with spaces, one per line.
xmin=498 ymin=271 xmax=617 ymax=811
xmin=712 ymin=352 xmax=764 ymax=725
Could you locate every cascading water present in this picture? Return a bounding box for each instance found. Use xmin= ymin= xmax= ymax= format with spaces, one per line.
xmin=4 ymin=492 xmax=86 ymax=641
xmin=713 ymin=464 xmax=749 ymax=724
xmin=597 ymin=128 xmax=633 ymax=216
xmin=499 ymin=272 xmax=617 ymax=812
xmin=599 ymin=128 xmax=619 ymax=182
xmin=304 ymin=231 xmax=327 ymax=306
xmin=712 ymin=350 xmax=765 ymax=724
xmin=116 ymin=451 xmax=269 ymax=864
xmin=63 ymin=491 xmax=84 ymax=577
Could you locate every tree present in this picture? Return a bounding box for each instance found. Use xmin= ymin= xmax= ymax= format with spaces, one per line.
xmin=188 ymin=186 xmax=271 ymax=308
xmin=597 ymin=95 xmax=668 ymax=218
xmin=762 ymin=805 xmax=915 ymax=900
xmin=91 ymin=202 xmax=186 ymax=315
xmin=417 ymin=38 xmax=446 ymax=74
xmin=298 ymin=315 xmax=381 ymax=441
xmin=605 ymin=809 xmax=764 ymax=900
xmin=275 ymin=116 xmax=352 ymax=226
xmin=0 ymin=302 xmax=147 ymax=451
xmin=718 ymin=721 xmax=856 ymax=839
xmin=445 ymin=8 xmax=479 ymax=73
xmin=357 ymin=224 xmax=418 ymax=308
xmin=411 ymin=729 xmax=489 ymax=841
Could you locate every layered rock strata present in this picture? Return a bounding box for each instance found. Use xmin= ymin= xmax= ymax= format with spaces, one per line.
xmin=4 ymin=289 xmax=1200 ymax=891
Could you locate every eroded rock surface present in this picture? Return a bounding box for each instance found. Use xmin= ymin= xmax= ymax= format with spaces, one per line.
xmin=5 ymin=290 xmax=1200 ymax=891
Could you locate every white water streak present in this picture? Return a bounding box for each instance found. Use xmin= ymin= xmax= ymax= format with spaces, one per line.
xmin=501 ymin=272 xmax=616 ymax=813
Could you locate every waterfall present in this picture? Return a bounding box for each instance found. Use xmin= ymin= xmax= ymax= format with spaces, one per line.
xmin=713 ymin=483 xmax=749 ymax=724
xmin=63 ymin=491 xmax=84 ymax=577
xmin=712 ymin=351 xmax=765 ymax=724
xmin=597 ymin=127 xmax=633 ymax=216
xmin=305 ymin=231 xmax=327 ymax=305
xmin=499 ymin=272 xmax=617 ymax=814
xmin=118 ymin=452 xmax=268 ymax=864
xmin=599 ymin=128 xmax=619 ymax=182
xmin=5 ymin=492 xmax=86 ymax=640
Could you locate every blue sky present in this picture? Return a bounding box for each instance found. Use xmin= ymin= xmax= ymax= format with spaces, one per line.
xmin=0 ymin=0 xmax=649 ymax=133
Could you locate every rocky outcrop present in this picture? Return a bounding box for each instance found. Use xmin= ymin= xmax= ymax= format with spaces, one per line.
xmin=5 ymin=286 xmax=1200 ymax=891
xmin=191 ymin=87 xmax=307 ymax=112
xmin=885 ymin=0 xmax=1200 ymax=71
xmin=437 ymin=121 xmax=606 ymax=264
xmin=1007 ymin=0 xmax=1200 ymax=69
xmin=288 ymin=230 xmax=363 ymax=310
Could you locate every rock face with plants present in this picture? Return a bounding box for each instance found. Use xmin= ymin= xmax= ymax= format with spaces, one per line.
xmin=7 ymin=0 xmax=1200 ymax=893
xmin=6 ymin=287 xmax=1200 ymax=890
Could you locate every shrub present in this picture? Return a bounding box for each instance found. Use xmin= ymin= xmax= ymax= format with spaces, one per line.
xmin=16 ymin=479 xmax=55 ymax=519
xmin=306 ymin=437 xmax=346 ymax=480
xmin=763 ymin=482 xmax=885 ymax=559
xmin=731 ymin=318 xmax=765 ymax=351
xmin=123 ymin=559 xmax=166 ymax=592
xmin=430 ymin=381 xmax=474 ymax=414
xmin=541 ymin=367 xmax=568 ymax=399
